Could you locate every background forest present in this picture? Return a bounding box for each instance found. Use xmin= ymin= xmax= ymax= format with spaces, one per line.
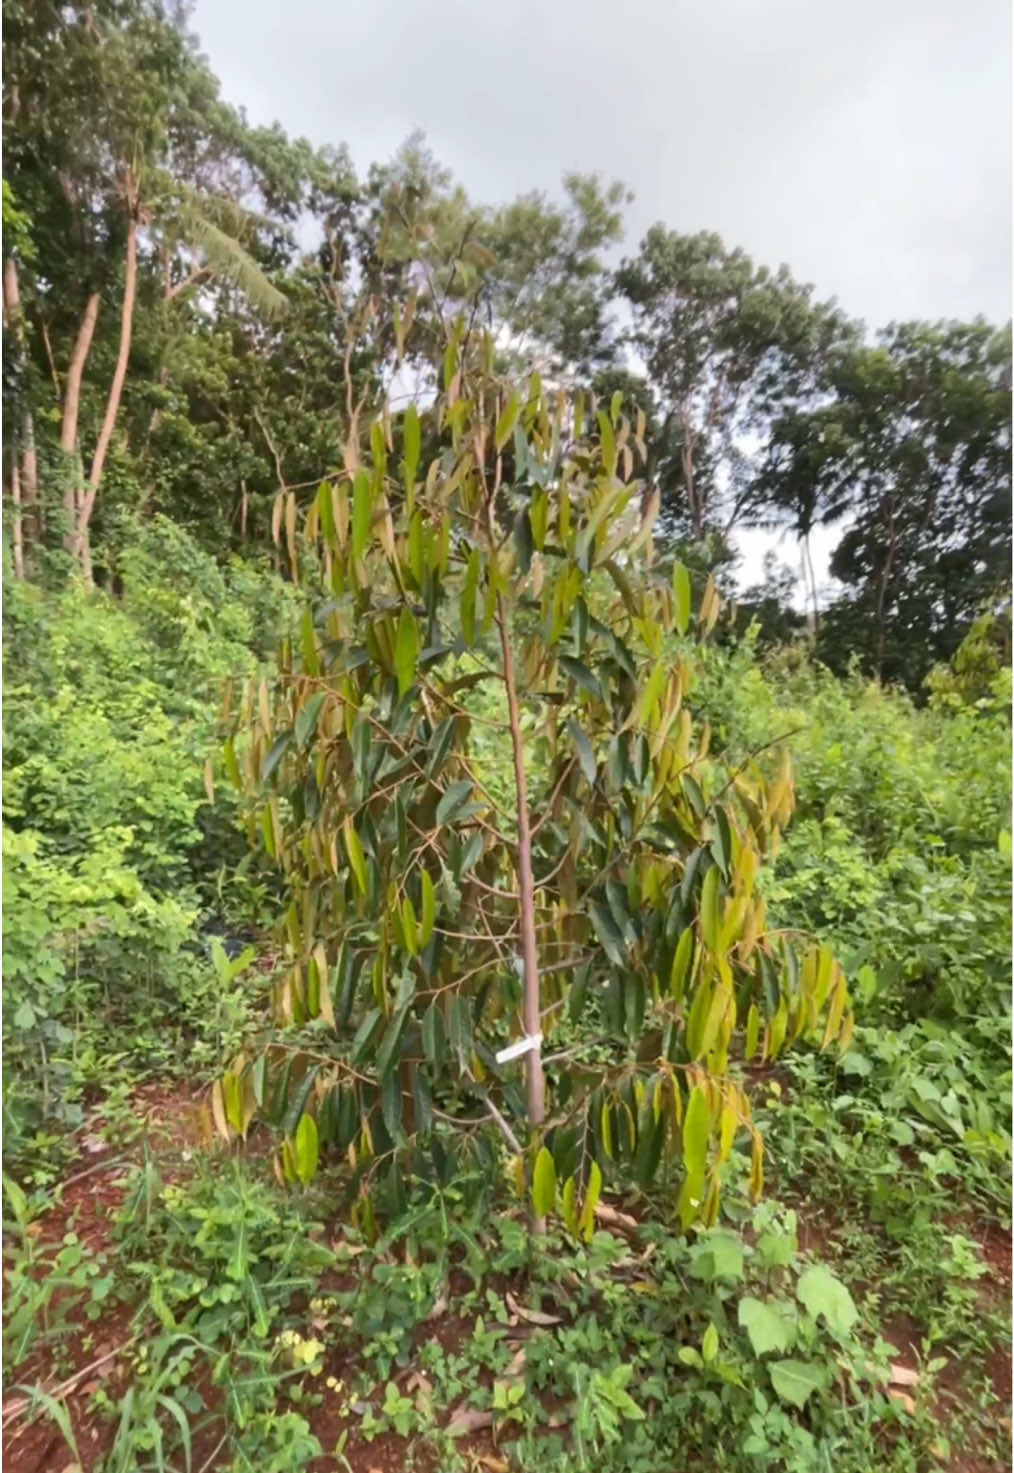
xmin=2 ymin=3 xmax=1011 ymax=1472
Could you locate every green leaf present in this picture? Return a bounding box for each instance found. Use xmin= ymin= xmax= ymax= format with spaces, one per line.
xmin=419 ymin=870 xmax=437 ymax=948
xmin=395 ymin=608 xmax=419 ymax=697
xmin=578 ymin=1160 xmax=603 ymax=1242
xmin=532 ymin=1146 xmax=557 ymax=1217
xmin=796 ymin=1264 xmax=858 ymax=1338
xmin=690 ymin=1231 xmax=745 ymax=1283
xmin=13 ymin=1001 xmax=36 ymax=1030
xmin=514 ymin=509 xmax=534 ymax=573
xmin=293 ymin=1113 xmax=319 ymax=1185
xmin=261 ymin=730 xmax=292 ymax=783
xmin=437 ymin=780 xmax=475 ymax=827
xmin=559 ymin=655 xmax=605 ymax=702
xmin=669 ymin=928 xmax=694 ymax=1001
xmin=352 ymin=469 xmax=372 ymax=560
xmin=768 ymin=1359 xmax=827 ymax=1410
xmin=597 ymin=408 xmax=617 ymax=476
xmin=343 ymin=818 xmax=369 ymax=896
xmin=566 ymin=718 xmax=597 ymax=784
xmin=295 ymin=692 xmax=327 ymax=750
xmin=449 ymin=994 xmax=472 ymax=1071
xmin=738 ymin=1297 xmax=795 ymax=1356
xmin=699 ymin=865 xmax=721 ymax=952
xmin=421 ymin=1001 xmax=446 ymax=1069
xmin=589 ymin=898 xmax=627 ymax=968
xmin=682 ymin=1083 xmax=711 ymax=1184
xmin=701 ymin=1323 xmax=719 ymax=1363
xmin=412 ymin=1067 xmax=433 ymax=1135
xmin=376 ymin=1005 xmax=410 ymax=1082
xmin=673 ymin=562 xmax=692 ymax=635
xmin=495 ymin=391 xmax=520 ymax=451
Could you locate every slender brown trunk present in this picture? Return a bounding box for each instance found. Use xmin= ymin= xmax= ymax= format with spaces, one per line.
xmin=873 ymin=502 xmax=898 ymax=683
xmin=802 ymin=532 xmax=819 ymax=634
xmin=678 ymin=409 xmax=702 ymax=539
xmin=77 ymin=198 xmax=137 ymax=577
xmin=61 ymin=290 xmax=101 ymax=550
xmin=9 ymin=459 xmax=25 ymax=578
xmin=3 ymin=257 xmax=41 ymax=560
xmin=496 ymin=594 xmax=546 ymax=1138
xmin=61 ymin=293 xmax=101 ymax=455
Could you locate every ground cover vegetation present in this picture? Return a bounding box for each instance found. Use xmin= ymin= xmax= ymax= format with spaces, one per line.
xmin=3 ymin=4 xmax=1011 ymax=1471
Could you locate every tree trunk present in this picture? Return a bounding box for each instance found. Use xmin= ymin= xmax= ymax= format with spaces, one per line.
xmin=76 ymin=196 xmax=137 ymax=578
xmin=873 ymin=502 xmax=898 ymax=683
xmin=496 ymin=590 xmax=546 ymax=1210
xmin=9 ymin=458 xmax=25 ymax=579
xmin=802 ymin=531 xmax=820 ymax=633
xmin=679 ymin=409 xmax=703 ymax=540
xmin=61 ymin=290 xmax=101 ymax=549
xmin=2 ymin=257 xmax=41 ymax=564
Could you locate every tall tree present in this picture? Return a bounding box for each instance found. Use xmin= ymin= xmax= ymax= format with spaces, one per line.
xmin=763 ymin=319 xmax=1012 ymax=687
xmin=615 ymin=228 xmax=855 ymax=546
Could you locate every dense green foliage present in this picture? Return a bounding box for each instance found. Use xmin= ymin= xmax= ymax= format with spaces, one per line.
xmin=2 ymin=3 xmax=1010 ymax=1472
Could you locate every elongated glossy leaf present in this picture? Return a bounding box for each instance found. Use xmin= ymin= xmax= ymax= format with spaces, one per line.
xmin=566 ymin=718 xmax=597 ymax=784
xmin=437 ymin=779 xmax=474 ymax=827
xmin=419 ymin=870 xmax=436 ymax=948
xmin=352 ymin=469 xmax=371 ymax=560
xmin=343 ymin=817 xmax=368 ymax=895
xmin=588 ymin=899 xmax=627 ymax=967
xmin=699 ymin=865 xmax=722 ymax=951
xmin=682 ymin=1084 xmax=711 ymax=1184
xmin=495 ymin=391 xmax=520 ymax=451
xmin=532 ymin=1146 xmax=557 ymax=1218
xmin=673 ymin=562 xmax=692 ymax=635
xmin=294 ymin=1113 xmax=319 ymax=1185
xmin=295 ymin=692 xmax=327 ymax=750
xmin=578 ymin=1159 xmax=603 ymax=1242
xmin=395 ymin=608 xmax=419 ymax=697
xmin=559 ymin=655 xmax=605 ymax=702
xmin=669 ymin=928 xmax=694 ymax=1001
xmin=261 ymin=730 xmax=292 ymax=783
xmin=421 ymin=1000 xmax=446 ymax=1069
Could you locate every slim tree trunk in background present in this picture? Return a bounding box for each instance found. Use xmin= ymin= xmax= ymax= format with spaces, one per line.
xmin=9 ymin=459 xmax=25 ymax=578
xmin=873 ymin=501 xmax=898 ymax=684
xmin=3 ymin=255 xmax=40 ymax=568
xmin=802 ymin=531 xmax=820 ymax=633
xmin=61 ymin=289 xmax=101 ymax=549
xmin=497 ymin=595 xmax=546 ymax=1142
xmin=77 ymin=195 xmax=138 ymax=579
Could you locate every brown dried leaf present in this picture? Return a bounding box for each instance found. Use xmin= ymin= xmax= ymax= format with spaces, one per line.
xmin=504 ymin=1291 xmax=561 ymax=1326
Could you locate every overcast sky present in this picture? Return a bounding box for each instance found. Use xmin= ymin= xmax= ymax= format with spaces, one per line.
xmin=191 ymin=0 xmax=1011 ymax=589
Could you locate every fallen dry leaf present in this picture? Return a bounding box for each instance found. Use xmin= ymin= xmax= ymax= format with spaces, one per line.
xmin=447 ymin=1403 xmax=494 ymax=1435
xmin=889 ymin=1364 xmax=920 ymax=1387
xmin=888 ymin=1389 xmax=916 ymax=1414
xmin=504 ymin=1291 xmax=561 ymax=1326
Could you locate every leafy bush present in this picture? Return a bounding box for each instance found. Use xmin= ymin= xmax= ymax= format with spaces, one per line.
xmin=1 ymin=525 xmax=297 ymax=1167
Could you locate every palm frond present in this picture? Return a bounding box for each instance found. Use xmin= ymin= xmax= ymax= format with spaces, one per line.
xmin=183 ymin=209 xmax=287 ymax=318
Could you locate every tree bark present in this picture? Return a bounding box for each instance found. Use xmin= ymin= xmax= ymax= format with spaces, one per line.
xmin=482 ymin=442 xmax=545 ymax=1227
xmin=61 ymin=290 xmax=101 ymax=550
xmin=9 ymin=458 xmax=25 ymax=579
xmin=2 ymin=257 xmax=40 ymax=562
xmin=77 ymin=193 xmax=138 ymax=578
xmin=873 ymin=501 xmax=898 ymax=683
xmin=496 ymin=592 xmax=546 ymax=1181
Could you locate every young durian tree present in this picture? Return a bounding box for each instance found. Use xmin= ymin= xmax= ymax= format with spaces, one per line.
xmin=212 ymin=321 xmax=853 ymax=1236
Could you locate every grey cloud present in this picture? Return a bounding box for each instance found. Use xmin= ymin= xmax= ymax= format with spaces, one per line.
xmin=193 ymin=0 xmax=1010 ymax=326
